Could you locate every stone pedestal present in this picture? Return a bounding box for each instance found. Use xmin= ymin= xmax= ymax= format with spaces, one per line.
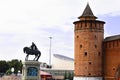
xmin=22 ymin=61 xmax=41 ymax=80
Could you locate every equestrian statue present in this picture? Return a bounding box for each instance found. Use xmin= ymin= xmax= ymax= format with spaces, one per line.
xmin=23 ymin=42 xmax=41 ymax=61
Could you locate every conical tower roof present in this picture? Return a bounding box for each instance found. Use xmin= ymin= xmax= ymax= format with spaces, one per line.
xmin=78 ymin=3 xmax=97 ymax=19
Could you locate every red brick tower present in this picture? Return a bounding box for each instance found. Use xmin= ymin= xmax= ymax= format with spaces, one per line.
xmin=73 ymin=4 xmax=105 ymax=80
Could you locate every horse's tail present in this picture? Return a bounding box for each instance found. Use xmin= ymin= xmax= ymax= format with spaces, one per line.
xmin=23 ymin=47 xmax=26 ymax=53
xmin=39 ymin=51 xmax=41 ymax=57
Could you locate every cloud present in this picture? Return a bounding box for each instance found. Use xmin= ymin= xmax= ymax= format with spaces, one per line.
xmin=90 ymin=0 xmax=120 ymax=16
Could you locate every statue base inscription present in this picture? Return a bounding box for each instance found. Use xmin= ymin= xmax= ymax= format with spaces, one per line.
xmin=22 ymin=61 xmax=41 ymax=80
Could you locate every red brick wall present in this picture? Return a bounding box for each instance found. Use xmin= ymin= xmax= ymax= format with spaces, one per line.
xmin=103 ymin=40 xmax=120 ymax=80
xmin=74 ymin=19 xmax=105 ymax=77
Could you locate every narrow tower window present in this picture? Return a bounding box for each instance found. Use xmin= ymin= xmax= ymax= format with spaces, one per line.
xmin=89 ymin=62 xmax=91 ymax=65
xmin=113 ymin=68 xmax=115 ymax=70
xmin=84 ymin=52 xmax=87 ymax=56
xmin=80 ymin=45 xmax=82 ymax=48
xmin=95 ymin=35 xmax=97 ymax=39
xmin=98 ymin=52 xmax=101 ymax=56
xmin=77 ymin=36 xmax=79 ymax=38
xmin=88 ymin=73 xmax=91 ymax=75
xmin=95 ymin=45 xmax=97 ymax=48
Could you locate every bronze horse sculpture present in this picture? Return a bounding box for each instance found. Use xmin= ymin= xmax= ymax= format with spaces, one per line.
xmin=23 ymin=42 xmax=41 ymax=61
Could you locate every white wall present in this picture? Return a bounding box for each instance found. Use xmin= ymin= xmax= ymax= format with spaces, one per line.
xmin=52 ymin=56 xmax=74 ymax=70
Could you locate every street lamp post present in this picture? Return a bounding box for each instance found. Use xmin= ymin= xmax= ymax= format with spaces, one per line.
xmin=49 ymin=37 xmax=52 ymax=67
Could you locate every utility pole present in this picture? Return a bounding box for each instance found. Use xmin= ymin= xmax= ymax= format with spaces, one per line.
xmin=49 ymin=37 xmax=52 ymax=66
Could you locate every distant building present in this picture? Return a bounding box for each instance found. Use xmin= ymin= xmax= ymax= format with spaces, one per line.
xmin=73 ymin=3 xmax=120 ymax=80
xmin=52 ymin=54 xmax=74 ymax=70
xmin=41 ymin=54 xmax=74 ymax=80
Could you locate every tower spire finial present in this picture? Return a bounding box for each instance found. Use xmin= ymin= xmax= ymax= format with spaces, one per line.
xmin=78 ymin=3 xmax=97 ymax=19
xmin=87 ymin=2 xmax=89 ymax=5
xmin=81 ymin=3 xmax=94 ymax=17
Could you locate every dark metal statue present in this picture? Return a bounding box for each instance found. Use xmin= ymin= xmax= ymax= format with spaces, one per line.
xmin=23 ymin=42 xmax=41 ymax=61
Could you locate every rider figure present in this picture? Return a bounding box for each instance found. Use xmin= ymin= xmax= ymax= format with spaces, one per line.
xmin=30 ymin=42 xmax=38 ymax=50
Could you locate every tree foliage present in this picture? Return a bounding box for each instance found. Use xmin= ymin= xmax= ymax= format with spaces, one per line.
xmin=0 ymin=60 xmax=9 ymax=73
xmin=0 ymin=59 xmax=22 ymax=75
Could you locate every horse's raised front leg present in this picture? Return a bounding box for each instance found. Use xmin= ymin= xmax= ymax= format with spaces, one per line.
xmin=25 ymin=54 xmax=29 ymax=61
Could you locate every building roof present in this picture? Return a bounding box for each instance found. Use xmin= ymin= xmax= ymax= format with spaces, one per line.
xmin=82 ymin=3 xmax=94 ymax=16
xmin=53 ymin=54 xmax=74 ymax=61
xmin=78 ymin=3 xmax=97 ymax=19
xmin=104 ymin=35 xmax=120 ymax=42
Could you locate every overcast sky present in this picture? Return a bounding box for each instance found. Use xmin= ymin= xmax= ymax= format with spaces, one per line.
xmin=0 ymin=0 xmax=120 ymax=64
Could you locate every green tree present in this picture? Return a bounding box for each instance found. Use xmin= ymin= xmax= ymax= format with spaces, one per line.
xmin=0 ymin=59 xmax=23 ymax=75
xmin=6 ymin=69 xmax=12 ymax=75
xmin=7 ymin=59 xmax=22 ymax=74
xmin=0 ymin=60 xmax=9 ymax=74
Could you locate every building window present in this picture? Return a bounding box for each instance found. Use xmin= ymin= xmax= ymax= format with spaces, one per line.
xmin=98 ymin=52 xmax=101 ymax=56
xmin=80 ymin=45 xmax=82 ymax=48
xmin=77 ymin=36 xmax=79 ymax=38
xmin=95 ymin=35 xmax=97 ymax=39
xmin=113 ymin=68 xmax=115 ymax=70
xmin=84 ymin=52 xmax=87 ymax=56
xmin=88 ymin=73 xmax=91 ymax=75
xmin=89 ymin=62 xmax=91 ymax=65
xmin=95 ymin=45 xmax=97 ymax=48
